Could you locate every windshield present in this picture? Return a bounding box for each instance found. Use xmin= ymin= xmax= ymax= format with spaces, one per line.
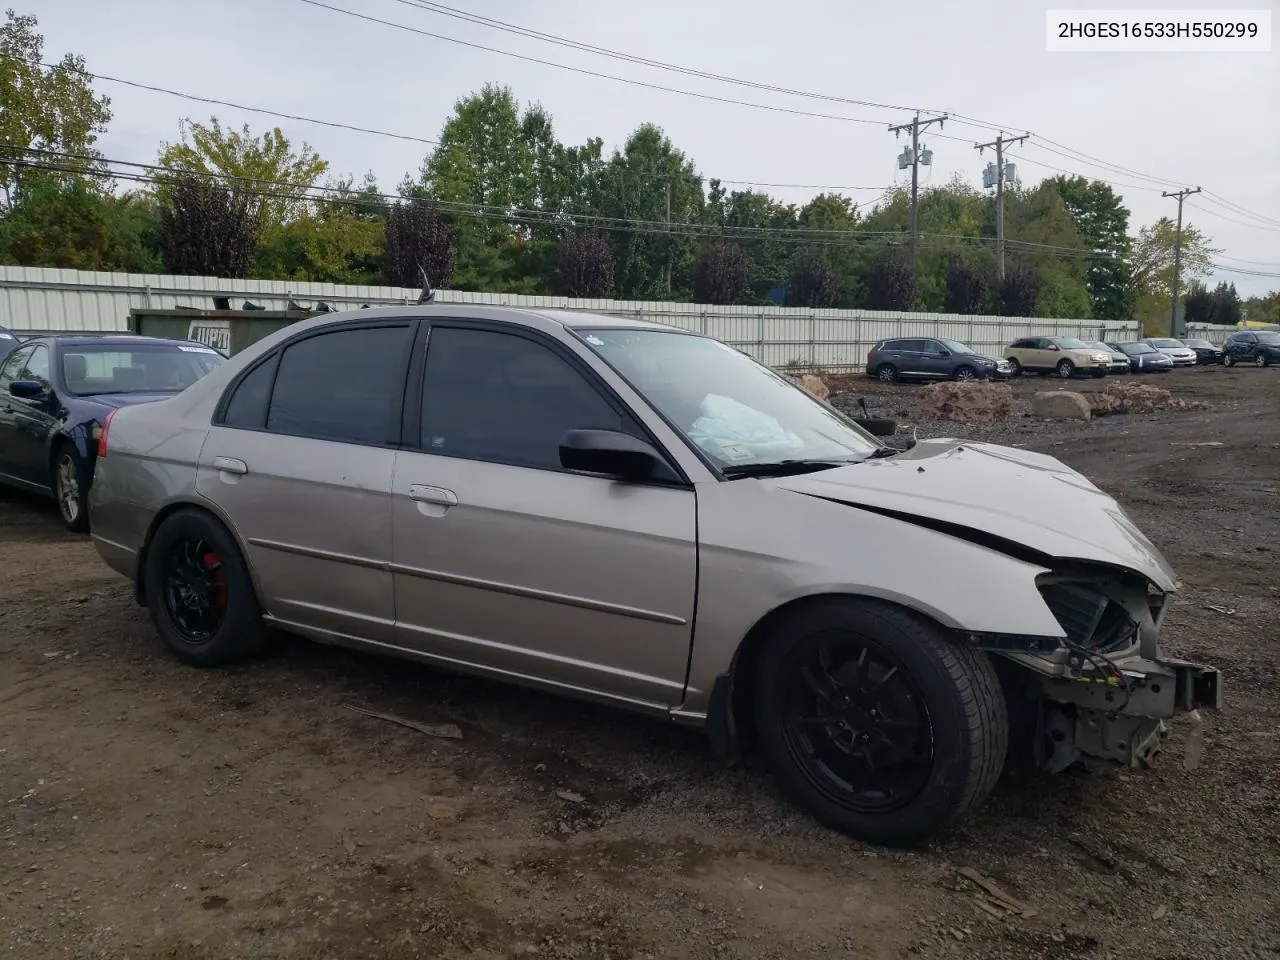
xmin=938 ymin=338 xmax=974 ymax=354
xmin=1184 ymin=339 xmax=1214 ymax=348
xmin=1085 ymin=341 xmax=1111 ymax=351
xmin=1257 ymin=331 xmax=1280 ymax=345
xmin=1148 ymin=338 xmax=1183 ymax=348
xmin=61 ymin=342 xmax=225 ymax=396
xmin=1053 ymin=338 xmax=1089 ymax=349
xmin=578 ymin=328 xmax=880 ymax=469
xmin=1123 ymin=343 xmax=1155 ymax=354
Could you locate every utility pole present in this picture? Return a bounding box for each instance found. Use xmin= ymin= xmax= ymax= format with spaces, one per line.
xmin=975 ymin=132 xmax=1028 ymax=281
xmin=888 ymin=112 xmax=948 ymax=270
xmin=1162 ymin=187 xmax=1201 ymax=337
xmin=664 ymin=180 xmax=672 ymax=292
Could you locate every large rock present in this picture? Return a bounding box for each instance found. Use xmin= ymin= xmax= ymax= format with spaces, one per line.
xmin=1032 ymin=391 xmax=1093 ymax=420
xmin=786 ymin=373 xmax=830 ymax=402
xmin=919 ymin=381 xmax=1013 ymax=422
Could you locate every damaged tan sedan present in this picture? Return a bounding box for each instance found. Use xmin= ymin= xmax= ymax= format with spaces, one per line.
xmin=87 ymin=305 xmax=1222 ymax=846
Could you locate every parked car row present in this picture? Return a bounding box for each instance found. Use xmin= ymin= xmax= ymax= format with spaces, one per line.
xmin=865 ymin=330 xmax=1278 ymax=383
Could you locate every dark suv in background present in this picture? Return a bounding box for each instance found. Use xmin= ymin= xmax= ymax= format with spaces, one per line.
xmin=0 ymin=327 xmax=18 ymax=363
xmin=865 ymin=337 xmax=1011 ymax=383
xmin=1223 ymin=330 xmax=1280 ymax=368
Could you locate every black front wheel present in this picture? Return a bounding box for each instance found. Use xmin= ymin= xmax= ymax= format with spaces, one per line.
xmin=143 ymin=508 xmax=267 ymax=667
xmin=752 ymin=598 xmax=1008 ymax=847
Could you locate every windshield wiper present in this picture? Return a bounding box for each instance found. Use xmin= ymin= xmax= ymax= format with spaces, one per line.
xmin=721 ymin=450 xmax=898 ymax=479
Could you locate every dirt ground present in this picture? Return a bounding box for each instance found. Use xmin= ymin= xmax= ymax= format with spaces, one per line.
xmin=2 ymin=366 xmax=1277 ymax=960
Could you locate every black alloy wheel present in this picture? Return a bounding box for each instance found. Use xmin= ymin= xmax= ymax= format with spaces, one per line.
xmin=161 ymin=537 xmax=228 ymax=643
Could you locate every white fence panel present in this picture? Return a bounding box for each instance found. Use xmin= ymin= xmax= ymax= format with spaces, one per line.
xmin=0 ymin=265 xmax=1141 ymax=371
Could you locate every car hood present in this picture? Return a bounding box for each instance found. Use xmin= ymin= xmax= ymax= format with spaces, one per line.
xmin=81 ymin=391 xmax=180 ymax=409
xmin=772 ymin=439 xmax=1177 ymax=591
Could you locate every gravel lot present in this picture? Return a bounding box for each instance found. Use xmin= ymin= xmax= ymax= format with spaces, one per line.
xmin=2 ymin=366 xmax=1277 ymax=960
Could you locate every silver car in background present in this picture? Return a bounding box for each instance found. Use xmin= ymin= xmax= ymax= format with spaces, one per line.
xmin=1141 ymin=337 xmax=1198 ymax=367
xmin=87 ymin=305 xmax=1221 ymax=846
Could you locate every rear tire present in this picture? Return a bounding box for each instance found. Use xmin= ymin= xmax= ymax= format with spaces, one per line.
xmin=1255 ymin=354 xmax=1269 ymax=368
xmin=952 ymin=365 xmax=977 ymax=382
xmin=143 ymin=508 xmax=267 ymax=668
xmin=751 ymin=598 xmax=1008 ymax=847
xmin=1005 ymin=358 xmax=1021 ymax=377
xmin=876 ymin=364 xmax=898 ymax=383
xmin=52 ymin=445 xmax=91 ymax=534
xmin=1223 ymin=354 xmax=1235 ymax=368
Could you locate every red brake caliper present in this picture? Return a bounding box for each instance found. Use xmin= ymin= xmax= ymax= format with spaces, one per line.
xmin=202 ymin=552 xmax=227 ymax=609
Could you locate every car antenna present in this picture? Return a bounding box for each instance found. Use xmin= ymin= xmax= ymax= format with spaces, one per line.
xmin=416 ymin=264 xmax=435 ymax=304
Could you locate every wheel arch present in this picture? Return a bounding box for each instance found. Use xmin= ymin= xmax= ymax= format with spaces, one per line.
xmin=133 ymin=498 xmax=265 ymax=609
xmin=715 ymin=591 xmax=959 ymax=759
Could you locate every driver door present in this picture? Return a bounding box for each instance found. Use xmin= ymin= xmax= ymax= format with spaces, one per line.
xmin=389 ymin=321 xmax=698 ymax=708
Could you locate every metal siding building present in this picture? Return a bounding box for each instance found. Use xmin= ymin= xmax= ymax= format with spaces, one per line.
xmin=0 ymin=264 xmax=1157 ymax=370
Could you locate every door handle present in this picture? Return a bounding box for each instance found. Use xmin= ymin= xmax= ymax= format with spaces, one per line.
xmin=213 ymin=456 xmax=248 ymax=475
xmin=408 ymin=484 xmax=458 ymax=506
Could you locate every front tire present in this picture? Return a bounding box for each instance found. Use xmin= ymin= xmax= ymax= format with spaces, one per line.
xmin=751 ymin=598 xmax=1008 ymax=847
xmin=143 ymin=508 xmax=267 ymax=668
xmin=53 ymin=446 xmax=91 ymax=534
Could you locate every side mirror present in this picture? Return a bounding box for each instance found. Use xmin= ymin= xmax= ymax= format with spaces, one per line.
xmin=560 ymin=429 xmax=665 ymax=480
xmin=9 ymin=379 xmax=45 ymax=399
xmin=1048 ymin=344 xmax=1061 ymax=351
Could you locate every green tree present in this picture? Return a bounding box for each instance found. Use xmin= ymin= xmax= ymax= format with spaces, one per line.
xmin=1129 ymin=217 xmax=1219 ymax=333
xmin=864 ymin=249 xmax=916 ymax=311
xmin=382 ymin=199 xmax=455 ymax=289
xmin=998 ymin=263 xmax=1043 ymax=316
xmin=796 ymin=193 xmax=862 ymax=306
xmin=252 ymin=174 xmax=386 ymax=284
xmin=706 ymin=187 xmax=795 ymax=301
xmin=943 ymin=257 xmax=991 ymax=314
xmin=1049 ymin=176 xmax=1133 ymax=321
xmin=788 ymin=248 xmax=836 ymax=308
xmin=557 ymin=229 xmax=614 ymax=298
xmin=0 ymin=9 xmax=112 ymax=205
xmin=0 ymin=170 xmax=160 ymax=271
xmin=692 ymin=241 xmax=749 ymax=305
xmin=158 ymin=173 xmax=260 ymax=278
xmin=156 ymin=117 xmax=328 ymax=230
xmin=586 ymin=123 xmax=703 ymax=299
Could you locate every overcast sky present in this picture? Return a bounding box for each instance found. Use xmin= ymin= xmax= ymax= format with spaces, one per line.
xmin=31 ymin=0 xmax=1280 ymax=295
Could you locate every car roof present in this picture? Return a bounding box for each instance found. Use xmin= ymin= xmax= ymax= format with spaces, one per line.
xmin=22 ymin=333 xmax=218 ymax=349
xmin=244 ymin=302 xmax=687 ymax=342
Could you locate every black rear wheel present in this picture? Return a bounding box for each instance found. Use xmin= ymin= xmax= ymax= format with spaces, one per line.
xmin=752 ymin=598 xmax=1008 ymax=846
xmin=1005 ymin=358 xmax=1022 ymax=377
xmin=876 ymin=364 xmax=898 ymax=383
xmin=144 ymin=508 xmax=267 ymax=667
xmin=952 ymin=365 xmax=977 ymax=382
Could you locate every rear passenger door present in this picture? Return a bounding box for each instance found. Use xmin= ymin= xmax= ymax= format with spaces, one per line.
xmin=196 ymin=320 xmax=415 ymax=643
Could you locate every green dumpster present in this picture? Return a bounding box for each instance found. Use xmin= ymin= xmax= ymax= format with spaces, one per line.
xmin=127 ymin=308 xmax=321 ymax=357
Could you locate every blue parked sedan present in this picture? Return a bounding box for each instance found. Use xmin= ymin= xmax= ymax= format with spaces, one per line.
xmin=0 ymin=334 xmax=225 ymax=531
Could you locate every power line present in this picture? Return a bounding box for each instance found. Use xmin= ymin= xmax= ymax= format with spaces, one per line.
xmin=1186 ymin=201 xmax=1280 ymax=235
xmin=10 ymin=148 xmax=1121 ymax=259
xmin=383 ymin=0 xmax=933 ymax=117
xmin=292 ymin=0 xmax=893 ymax=126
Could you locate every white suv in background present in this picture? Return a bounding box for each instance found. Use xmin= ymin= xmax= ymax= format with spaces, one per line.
xmin=1140 ymin=338 xmax=1197 ymax=367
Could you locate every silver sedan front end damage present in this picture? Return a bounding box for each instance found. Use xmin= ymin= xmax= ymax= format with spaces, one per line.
xmin=969 ymin=570 xmax=1222 ymax=774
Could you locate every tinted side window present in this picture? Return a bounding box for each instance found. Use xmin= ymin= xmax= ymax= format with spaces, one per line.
xmin=420 ymin=327 xmax=637 ymax=471
xmin=266 ymin=326 xmax=409 ymax=444
xmin=1010 ymin=339 xmax=1030 ymax=349
xmin=222 ymin=354 xmax=278 ymax=429
xmin=22 ymin=345 xmax=50 ymax=385
xmin=0 ymin=345 xmax=33 ymax=385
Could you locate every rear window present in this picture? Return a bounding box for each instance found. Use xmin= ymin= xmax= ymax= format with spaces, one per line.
xmin=61 ymin=342 xmax=225 ymax=395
